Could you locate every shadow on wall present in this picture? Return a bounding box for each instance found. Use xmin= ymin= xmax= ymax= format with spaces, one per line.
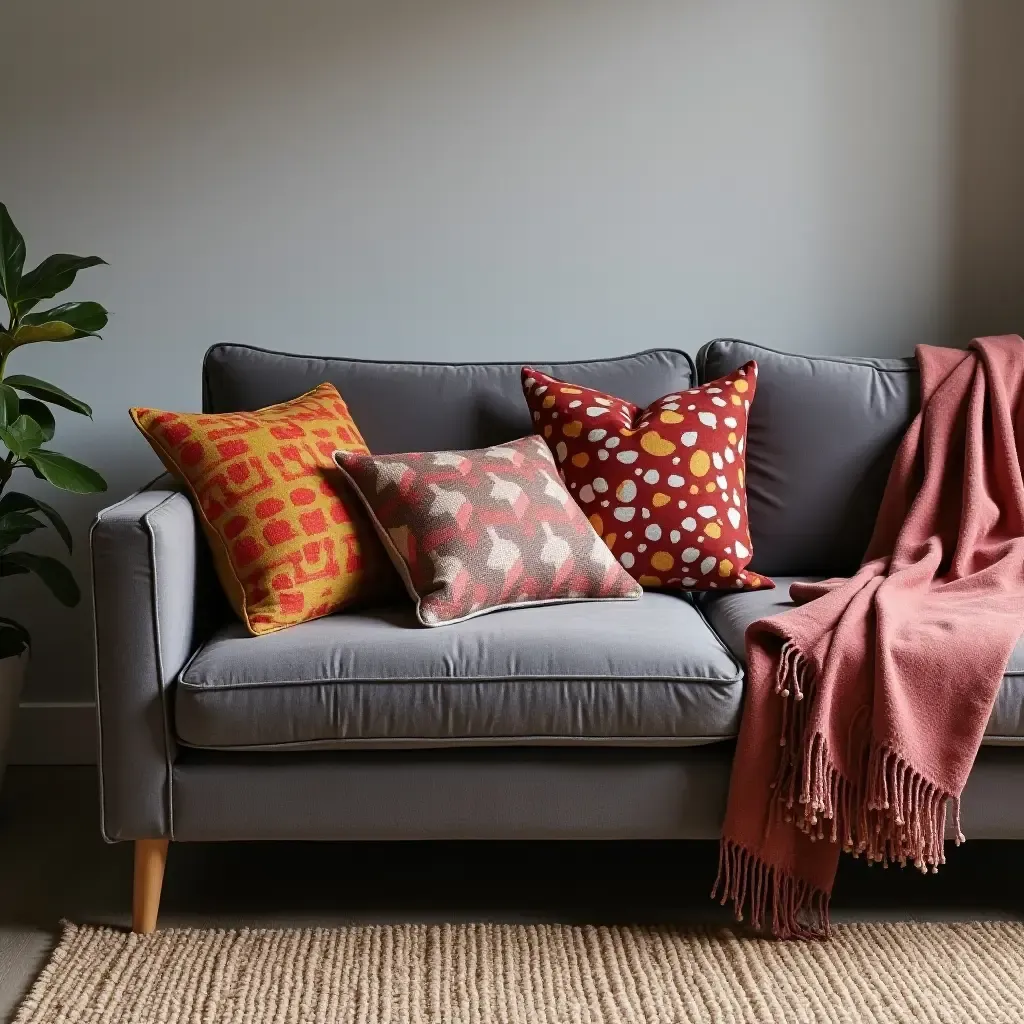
xmin=952 ymin=0 xmax=1024 ymax=341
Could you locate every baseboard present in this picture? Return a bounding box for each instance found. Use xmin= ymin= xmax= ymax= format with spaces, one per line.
xmin=8 ymin=701 xmax=97 ymax=764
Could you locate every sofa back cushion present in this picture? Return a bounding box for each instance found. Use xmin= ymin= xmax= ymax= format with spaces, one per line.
xmin=204 ymin=344 xmax=695 ymax=455
xmin=697 ymin=339 xmax=919 ymax=578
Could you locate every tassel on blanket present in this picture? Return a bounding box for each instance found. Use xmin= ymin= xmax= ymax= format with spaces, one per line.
xmin=716 ymin=640 xmax=966 ymax=936
xmin=717 ymin=338 xmax=1024 ymax=940
xmin=712 ymin=837 xmax=831 ymax=940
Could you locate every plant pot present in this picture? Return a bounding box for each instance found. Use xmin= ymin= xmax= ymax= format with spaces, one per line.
xmin=0 ymin=650 xmax=27 ymax=792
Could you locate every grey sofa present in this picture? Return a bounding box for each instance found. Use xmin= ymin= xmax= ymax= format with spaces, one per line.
xmin=92 ymin=339 xmax=1024 ymax=932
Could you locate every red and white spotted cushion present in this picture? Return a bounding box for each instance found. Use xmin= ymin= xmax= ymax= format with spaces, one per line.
xmin=522 ymin=363 xmax=772 ymax=592
xmin=334 ymin=435 xmax=642 ymax=626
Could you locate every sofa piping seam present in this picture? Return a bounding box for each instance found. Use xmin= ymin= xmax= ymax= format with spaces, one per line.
xmin=202 ymin=342 xmax=691 ymax=374
xmin=699 ymin=337 xmax=917 ymax=375
xmin=202 ymin=344 xmax=696 ymax=414
xmin=92 ymin=485 xmax=184 ymax=842
xmin=92 ymin=489 xmax=159 ymax=843
xmin=142 ymin=494 xmax=192 ymax=842
xmin=174 ymin=733 xmax=739 ymax=752
xmin=176 ymin=670 xmax=746 ymax=692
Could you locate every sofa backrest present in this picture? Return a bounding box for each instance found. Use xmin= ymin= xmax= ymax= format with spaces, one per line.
xmin=203 ymin=344 xmax=695 ymax=454
xmin=698 ymin=339 xmax=920 ymax=578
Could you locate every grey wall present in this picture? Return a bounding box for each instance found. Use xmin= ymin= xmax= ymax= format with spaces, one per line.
xmin=3 ymin=0 xmax=1024 ymax=727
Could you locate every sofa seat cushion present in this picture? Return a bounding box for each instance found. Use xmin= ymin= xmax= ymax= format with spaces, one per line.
xmin=175 ymin=593 xmax=743 ymax=750
xmin=701 ymin=579 xmax=1024 ymax=746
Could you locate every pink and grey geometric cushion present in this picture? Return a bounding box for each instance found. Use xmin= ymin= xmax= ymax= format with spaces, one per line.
xmin=334 ymin=435 xmax=642 ymax=626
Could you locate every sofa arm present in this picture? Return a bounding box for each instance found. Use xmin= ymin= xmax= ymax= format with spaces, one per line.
xmin=92 ymin=476 xmax=210 ymax=841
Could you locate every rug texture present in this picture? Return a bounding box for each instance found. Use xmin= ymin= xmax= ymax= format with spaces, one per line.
xmin=14 ymin=921 xmax=1024 ymax=1023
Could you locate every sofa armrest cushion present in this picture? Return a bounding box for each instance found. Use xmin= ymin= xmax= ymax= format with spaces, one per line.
xmin=91 ymin=480 xmax=210 ymax=840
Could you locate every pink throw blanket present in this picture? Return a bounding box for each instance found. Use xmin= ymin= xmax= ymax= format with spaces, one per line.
xmin=715 ymin=335 xmax=1024 ymax=938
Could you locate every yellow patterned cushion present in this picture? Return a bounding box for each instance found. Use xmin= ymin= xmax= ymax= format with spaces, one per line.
xmin=130 ymin=383 xmax=396 ymax=634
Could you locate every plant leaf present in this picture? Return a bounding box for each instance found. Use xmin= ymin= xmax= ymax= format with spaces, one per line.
xmin=4 ymin=375 xmax=92 ymax=416
xmin=0 ymin=383 xmax=18 ymax=427
xmin=0 ymin=618 xmax=30 ymax=657
xmin=0 ymin=510 xmax=45 ymax=548
xmin=0 ymin=203 xmax=26 ymax=304
xmin=16 ymin=399 xmax=54 ymax=441
xmin=12 ymin=321 xmax=77 ymax=343
xmin=0 ymin=414 xmax=45 ymax=457
xmin=15 ymin=301 xmax=108 ymax=342
xmin=0 ymin=551 xmax=80 ymax=606
xmin=0 ymin=491 xmax=72 ymax=550
xmin=22 ymin=449 xmax=107 ymax=493
xmin=20 ymin=300 xmax=108 ymax=332
xmin=16 ymin=254 xmax=106 ymax=313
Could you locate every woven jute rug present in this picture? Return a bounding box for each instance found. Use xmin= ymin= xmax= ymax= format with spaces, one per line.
xmin=13 ymin=920 xmax=1024 ymax=1023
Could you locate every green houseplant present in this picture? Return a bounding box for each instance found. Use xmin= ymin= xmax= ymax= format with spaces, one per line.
xmin=0 ymin=202 xmax=108 ymax=785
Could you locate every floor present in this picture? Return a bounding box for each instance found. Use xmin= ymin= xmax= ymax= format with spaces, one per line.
xmin=1 ymin=767 xmax=1022 ymax=1022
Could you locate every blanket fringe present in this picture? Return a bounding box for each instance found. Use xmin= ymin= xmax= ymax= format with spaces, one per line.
xmin=718 ymin=640 xmax=965 ymax=936
xmin=712 ymin=838 xmax=831 ymax=940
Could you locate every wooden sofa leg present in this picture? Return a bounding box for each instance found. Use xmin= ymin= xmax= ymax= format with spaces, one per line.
xmin=132 ymin=839 xmax=169 ymax=934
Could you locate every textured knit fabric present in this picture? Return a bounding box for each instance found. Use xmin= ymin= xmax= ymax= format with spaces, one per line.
xmin=700 ymin=578 xmax=1024 ymax=744
xmin=522 ymin=363 xmax=770 ymax=592
xmin=716 ymin=336 xmax=1024 ymax=938
xmin=131 ymin=384 xmax=397 ymax=634
xmin=335 ymin=435 xmax=641 ymax=626
xmin=15 ymin=921 xmax=1024 ymax=1024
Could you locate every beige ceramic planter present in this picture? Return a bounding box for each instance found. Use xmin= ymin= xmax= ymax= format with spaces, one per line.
xmin=0 ymin=651 xmax=27 ymax=791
